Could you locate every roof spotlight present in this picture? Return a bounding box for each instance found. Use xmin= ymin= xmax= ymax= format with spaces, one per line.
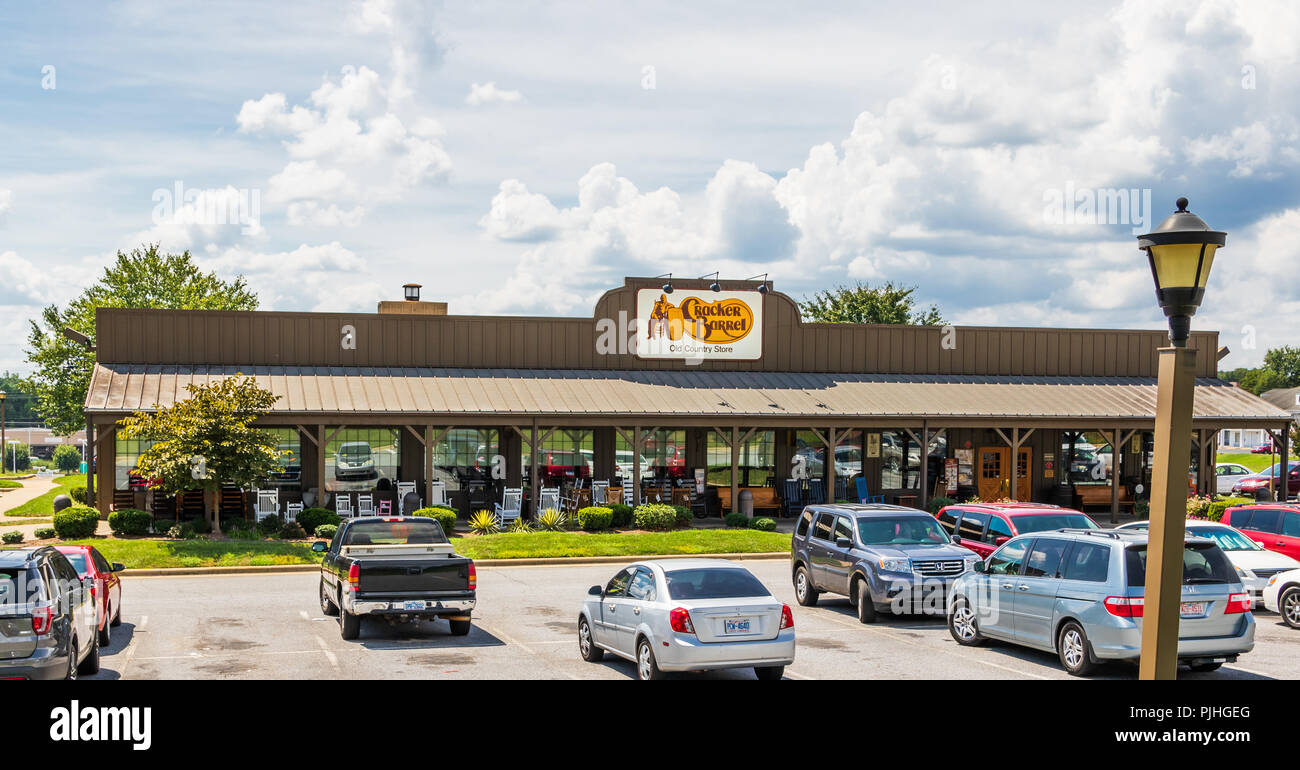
xmin=700 ymin=272 xmax=721 ymax=292
xmin=747 ymin=273 xmax=769 ymax=294
xmin=656 ymin=273 xmax=673 ymax=294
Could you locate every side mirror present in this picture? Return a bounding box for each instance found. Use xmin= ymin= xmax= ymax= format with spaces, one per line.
xmin=994 ymin=536 xmax=1010 ymax=546
xmin=588 ymin=585 xmax=603 ymax=597
xmin=311 ymin=541 xmax=328 ymax=553
xmin=973 ymin=561 xmax=987 ymax=573
xmin=950 ymin=533 xmax=962 ymax=544
xmin=835 ymin=537 xmax=853 ymax=550
xmin=111 ymin=563 xmax=125 ymax=573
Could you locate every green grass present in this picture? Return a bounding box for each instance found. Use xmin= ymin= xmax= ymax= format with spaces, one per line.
xmin=58 ymin=538 xmax=325 ymax=569
xmin=0 ymin=518 xmax=50 ymax=527
xmin=1217 ymin=452 xmax=1296 ymax=473
xmin=449 ymin=529 xmax=791 ymax=560
xmin=0 ymin=480 xmax=21 ymax=489
xmin=2 ymin=474 xmax=85 ymax=517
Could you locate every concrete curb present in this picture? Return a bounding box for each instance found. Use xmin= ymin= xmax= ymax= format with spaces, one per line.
xmin=120 ymin=552 xmax=791 ymax=577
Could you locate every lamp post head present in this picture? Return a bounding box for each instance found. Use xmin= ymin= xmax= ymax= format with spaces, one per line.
xmin=1137 ymin=197 xmax=1226 ymax=346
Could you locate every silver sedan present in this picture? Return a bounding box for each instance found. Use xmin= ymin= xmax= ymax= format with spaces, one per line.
xmin=577 ymin=559 xmax=796 ymax=680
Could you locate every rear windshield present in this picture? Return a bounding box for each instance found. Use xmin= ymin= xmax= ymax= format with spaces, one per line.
xmin=343 ymin=520 xmax=448 ymax=546
xmin=664 ymin=568 xmax=770 ymax=600
xmin=1125 ymin=543 xmax=1237 ymax=587
xmin=857 ymin=516 xmax=950 ymax=545
xmin=1012 ymin=514 xmax=1099 ymax=534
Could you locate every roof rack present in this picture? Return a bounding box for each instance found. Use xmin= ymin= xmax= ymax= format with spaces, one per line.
xmin=1053 ymin=528 xmax=1124 ymax=539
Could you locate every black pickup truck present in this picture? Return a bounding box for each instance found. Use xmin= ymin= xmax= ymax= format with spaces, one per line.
xmin=315 ymin=516 xmax=476 ymax=640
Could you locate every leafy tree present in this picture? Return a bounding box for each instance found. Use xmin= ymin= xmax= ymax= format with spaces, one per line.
xmin=1262 ymin=346 xmax=1300 ymax=387
xmin=0 ymin=373 xmax=41 ymax=424
xmin=3 ymin=443 xmax=29 ymax=472
xmin=52 ymin=444 xmax=82 ymax=473
xmin=799 ymin=281 xmax=944 ymax=325
xmin=1238 ymin=368 xmax=1288 ymax=395
xmin=116 ymin=376 xmax=285 ymax=533
xmin=24 ymin=245 xmax=259 ymax=435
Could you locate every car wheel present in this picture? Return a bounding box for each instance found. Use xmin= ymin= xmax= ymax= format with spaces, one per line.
xmin=77 ymin=632 xmax=100 ymax=676
xmin=794 ymin=566 xmax=819 ymax=607
xmin=448 ymin=619 xmax=472 ymax=636
xmin=98 ymin=612 xmax=111 ymax=647
xmin=948 ymin=599 xmax=985 ymax=646
xmin=339 ymin=593 xmax=361 ymax=641
xmin=66 ymin=638 xmax=78 ymax=680
xmin=320 ymin=580 xmax=339 ymax=616
xmin=1188 ymin=661 xmax=1223 ymax=673
xmin=578 ymin=617 xmax=604 ymax=662
xmin=1281 ymin=587 xmax=1300 ymax=629
xmin=110 ymin=601 xmax=121 ymax=627
xmin=853 ymin=577 xmax=876 ymax=624
xmin=1057 ymin=621 xmax=1097 ymax=677
xmin=636 ymin=638 xmax=665 ymax=680
xmin=754 ymin=665 xmax=784 ymax=680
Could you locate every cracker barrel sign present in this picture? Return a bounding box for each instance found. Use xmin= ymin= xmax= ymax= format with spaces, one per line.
xmin=636 ymin=288 xmax=764 ymax=360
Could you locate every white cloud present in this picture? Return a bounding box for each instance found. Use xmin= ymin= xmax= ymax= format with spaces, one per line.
xmin=0 ymin=250 xmax=59 ymax=305
xmin=205 ymin=242 xmax=383 ymax=312
xmin=0 ymin=188 xmax=11 ymax=217
xmin=465 ymin=82 xmax=523 ymax=106
xmin=128 ymin=185 xmax=266 ymax=253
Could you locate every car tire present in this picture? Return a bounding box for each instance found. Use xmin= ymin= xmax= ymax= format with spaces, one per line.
xmin=794 ymin=566 xmax=819 ymax=607
xmin=1281 ymin=586 xmax=1300 ymax=629
xmin=339 ymin=596 xmax=361 ymax=641
xmin=1057 ymin=621 xmax=1097 ymax=677
xmin=754 ymin=665 xmax=784 ymax=680
xmin=636 ymin=637 xmax=666 ymax=680
xmin=948 ymin=599 xmax=985 ymax=646
xmin=78 ymin=632 xmax=100 ymax=676
xmin=853 ymin=577 xmax=877 ymax=624
xmin=448 ymin=619 xmax=472 ymax=636
xmin=110 ymin=601 xmax=121 ymax=627
xmin=98 ymin=611 xmax=111 ymax=647
xmin=578 ymin=617 xmax=604 ymax=662
xmin=320 ymin=580 xmax=339 ymax=616
xmin=1188 ymin=661 xmax=1223 ymax=673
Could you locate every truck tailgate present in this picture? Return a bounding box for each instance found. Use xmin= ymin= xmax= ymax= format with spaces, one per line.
xmin=359 ymin=559 xmax=471 ymax=594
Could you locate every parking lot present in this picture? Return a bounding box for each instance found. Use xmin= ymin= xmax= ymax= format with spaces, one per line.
xmin=86 ymin=559 xmax=1300 ymax=680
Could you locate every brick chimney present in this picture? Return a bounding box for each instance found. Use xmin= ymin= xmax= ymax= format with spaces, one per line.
xmin=377 ymin=283 xmax=448 ymax=315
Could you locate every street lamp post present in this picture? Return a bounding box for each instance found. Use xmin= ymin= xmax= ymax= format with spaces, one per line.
xmin=1137 ymin=197 xmax=1226 ymax=680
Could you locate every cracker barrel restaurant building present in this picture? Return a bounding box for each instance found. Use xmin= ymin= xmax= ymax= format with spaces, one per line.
xmin=83 ymin=276 xmax=1291 ymax=526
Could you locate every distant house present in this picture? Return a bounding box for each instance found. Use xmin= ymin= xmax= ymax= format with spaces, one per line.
xmin=1260 ymin=387 xmax=1300 ymax=427
xmin=2 ymin=428 xmax=87 ymax=460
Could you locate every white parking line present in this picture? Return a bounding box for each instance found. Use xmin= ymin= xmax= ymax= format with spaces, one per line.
xmin=314 ymin=635 xmax=339 ymax=668
xmin=474 ymin=619 xmax=580 ymax=680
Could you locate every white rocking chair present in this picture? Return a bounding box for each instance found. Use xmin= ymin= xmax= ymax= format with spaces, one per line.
xmin=357 ymin=494 xmax=375 ymax=516
xmin=494 ymin=487 xmax=523 ymax=527
xmin=335 ymin=494 xmax=354 ymax=518
xmin=255 ymin=489 xmax=279 ymax=522
xmin=285 ymin=501 xmax=303 ymax=523
xmin=428 ymin=480 xmax=447 ymax=508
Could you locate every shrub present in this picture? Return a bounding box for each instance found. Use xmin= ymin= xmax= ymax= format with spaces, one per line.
xmin=633 ymin=503 xmax=676 ymax=531
xmin=1206 ymin=496 xmax=1252 ymax=523
xmin=723 ymin=512 xmax=750 ymax=528
xmin=671 ymin=505 xmax=692 ymax=527
xmin=576 ymin=506 xmax=613 ymax=531
xmin=107 ymin=508 xmax=153 ymax=536
xmin=412 ymin=507 xmax=457 ymax=535
xmin=164 ymin=524 xmax=196 ymax=540
xmin=608 ymin=503 xmax=633 ymax=527
xmin=53 ymin=505 xmax=100 ymax=539
xmin=1185 ymin=494 xmax=1213 ymax=519
xmin=314 ymin=524 xmax=338 ymax=540
xmin=189 ymin=516 xmax=212 ymax=535
xmin=1 ymin=530 xmax=23 ymax=544
xmin=52 ymin=444 xmax=82 ymax=473
xmin=279 ymin=522 xmax=307 ymax=539
xmin=507 ymin=518 xmax=532 ymax=533
xmin=1134 ymin=500 xmax=1150 ymax=519
xmin=257 ymin=514 xmax=284 ymax=536
xmin=296 ymin=507 xmax=339 ymax=536
xmin=749 ymin=517 xmax=776 ymax=531
xmin=468 ymin=510 xmax=499 ymax=535
xmin=69 ymin=486 xmax=89 ymax=505
xmin=3 ymin=443 xmax=29 ymax=472
xmin=227 ymin=525 xmax=260 ymax=540
xmin=535 ymin=508 xmax=566 ymax=532
xmin=34 ymin=527 xmax=56 ymax=540
xmin=928 ymin=496 xmax=955 ymax=515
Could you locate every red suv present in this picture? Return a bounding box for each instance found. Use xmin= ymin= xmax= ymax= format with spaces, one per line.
xmin=53 ymin=545 xmax=123 ymax=648
xmin=936 ymin=502 xmax=1101 ymax=559
xmin=1221 ymin=503 xmax=1300 ymax=561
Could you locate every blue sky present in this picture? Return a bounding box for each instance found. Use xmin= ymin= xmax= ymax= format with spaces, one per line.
xmin=1 ymin=0 xmax=1297 ymax=374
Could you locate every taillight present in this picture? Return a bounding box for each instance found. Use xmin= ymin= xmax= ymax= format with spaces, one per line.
xmin=468 ymin=563 xmax=477 ymax=591
xmin=1225 ymin=593 xmax=1251 ymax=614
xmin=1104 ymin=596 xmax=1144 ymax=617
xmin=779 ymin=603 xmax=794 ymax=630
xmin=347 ymin=564 xmax=360 ymax=592
xmin=30 ymin=606 xmax=54 ymax=636
xmin=668 ymin=607 xmax=695 ymax=634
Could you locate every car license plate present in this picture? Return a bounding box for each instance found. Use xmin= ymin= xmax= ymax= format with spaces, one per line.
xmin=724 ymin=618 xmax=752 ymax=634
xmin=1179 ymin=602 xmax=1207 ymax=617
xmin=401 ymin=600 xmax=426 ymax=611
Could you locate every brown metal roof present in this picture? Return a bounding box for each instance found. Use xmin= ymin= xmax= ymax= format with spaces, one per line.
xmin=83 ymin=364 xmax=1289 ymax=427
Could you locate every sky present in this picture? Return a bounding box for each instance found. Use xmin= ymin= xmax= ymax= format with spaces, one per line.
xmin=1 ymin=0 xmax=1297 ymax=376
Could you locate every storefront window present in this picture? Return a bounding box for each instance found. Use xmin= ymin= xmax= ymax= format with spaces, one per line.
xmin=524 ymin=429 xmax=593 ymax=487
xmin=707 ymin=430 xmax=775 ymax=487
xmin=325 ymin=427 xmax=399 ymax=492
xmin=264 ymin=428 xmax=301 ymax=490
xmin=1063 ymin=431 xmax=1112 ymax=486
xmin=435 ymin=428 xmax=499 ymax=491
xmin=880 ymin=430 xmax=928 ymax=490
xmin=115 ymin=436 xmax=154 ymax=490
xmin=614 ymin=429 xmax=685 ymax=481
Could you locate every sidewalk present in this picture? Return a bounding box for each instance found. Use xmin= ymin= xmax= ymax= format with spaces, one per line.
xmin=0 ymin=476 xmax=76 ymax=540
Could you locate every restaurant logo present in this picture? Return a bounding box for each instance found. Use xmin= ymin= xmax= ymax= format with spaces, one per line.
xmin=636 ymin=288 xmax=763 ymax=360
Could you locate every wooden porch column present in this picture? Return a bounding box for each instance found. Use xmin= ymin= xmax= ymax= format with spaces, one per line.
xmin=530 ymin=419 xmax=539 ymax=517
xmin=1281 ymin=425 xmax=1291 ymax=502
xmin=424 ymin=425 xmax=434 ymax=508
xmin=918 ymin=421 xmax=928 ymax=510
xmin=317 ymin=424 xmax=326 ymax=507
xmin=731 ymin=426 xmax=740 ymax=515
xmin=1110 ymin=428 xmax=1121 ymax=525
xmin=85 ymin=420 xmax=95 ymax=510
xmin=631 ymin=425 xmax=642 ymax=506
xmin=826 ymin=427 xmax=837 ymax=504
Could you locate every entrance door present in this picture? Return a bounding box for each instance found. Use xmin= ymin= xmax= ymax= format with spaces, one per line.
xmin=1015 ymin=447 xmax=1033 ymax=501
xmin=977 ymin=447 xmax=1010 ymax=501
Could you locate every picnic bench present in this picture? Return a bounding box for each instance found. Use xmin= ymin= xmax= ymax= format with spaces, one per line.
xmin=716 ymin=486 xmax=781 ymax=514
xmin=1074 ymin=484 xmax=1135 ymax=512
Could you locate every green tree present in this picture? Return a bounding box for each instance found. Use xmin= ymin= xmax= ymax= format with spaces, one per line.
xmin=116 ymin=376 xmax=285 ymax=533
xmin=1262 ymin=346 xmax=1300 ymax=387
xmin=52 ymin=444 xmax=82 ymax=473
xmin=3 ymin=443 xmax=30 ymax=472
xmin=0 ymin=373 xmax=41 ymax=424
xmin=799 ymin=281 xmax=944 ymax=325
xmin=1238 ymin=368 xmax=1288 ymax=395
xmin=24 ymin=245 xmax=259 ymax=436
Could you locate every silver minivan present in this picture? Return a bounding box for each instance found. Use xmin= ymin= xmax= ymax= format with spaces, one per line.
xmin=947 ymin=529 xmax=1255 ymax=676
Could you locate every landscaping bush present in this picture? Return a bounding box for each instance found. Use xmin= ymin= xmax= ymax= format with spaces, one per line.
xmin=671 ymin=505 xmax=692 ymax=527
xmin=52 ymin=444 xmax=82 ymax=473
xmin=507 ymin=518 xmax=532 ymax=533
xmin=190 ymin=516 xmax=212 ymax=535
xmin=928 ymin=496 xmax=956 ymax=515
xmin=412 ymin=506 xmax=457 ymax=535
xmin=1 ymin=530 xmax=23 ymax=544
xmin=1206 ymin=496 xmax=1252 ymax=523
xmin=535 ymin=508 xmax=566 ymax=532
xmin=279 ymin=521 xmax=307 ymax=539
xmin=314 ymin=524 xmax=338 ymax=540
xmin=257 ymin=514 xmax=284 ymax=537
xmin=3 ymin=443 xmax=29 ymax=472
xmin=608 ymin=503 xmax=633 ymax=527
xmin=633 ymin=503 xmax=676 ymax=531
xmin=749 ymin=517 xmax=776 ymax=531
xmin=53 ymin=505 xmax=100 ymax=539
xmin=468 ymin=510 xmax=499 ymax=535
xmin=34 ymin=527 xmax=56 ymax=540
xmin=723 ymin=512 xmax=750 ymax=528
xmin=164 ymin=524 xmax=198 ymax=540
xmin=576 ymin=506 xmax=613 ymax=531
xmin=296 ymin=507 xmax=339 ymax=536
xmin=107 ymin=508 xmax=153 ymax=536
xmin=1186 ymin=494 xmax=1214 ymax=519
xmin=69 ymin=486 xmax=89 ymax=505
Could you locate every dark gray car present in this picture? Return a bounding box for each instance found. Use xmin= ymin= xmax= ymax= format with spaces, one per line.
xmin=790 ymin=504 xmax=979 ymax=622
xmin=0 ymin=547 xmax=99 ymax=679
